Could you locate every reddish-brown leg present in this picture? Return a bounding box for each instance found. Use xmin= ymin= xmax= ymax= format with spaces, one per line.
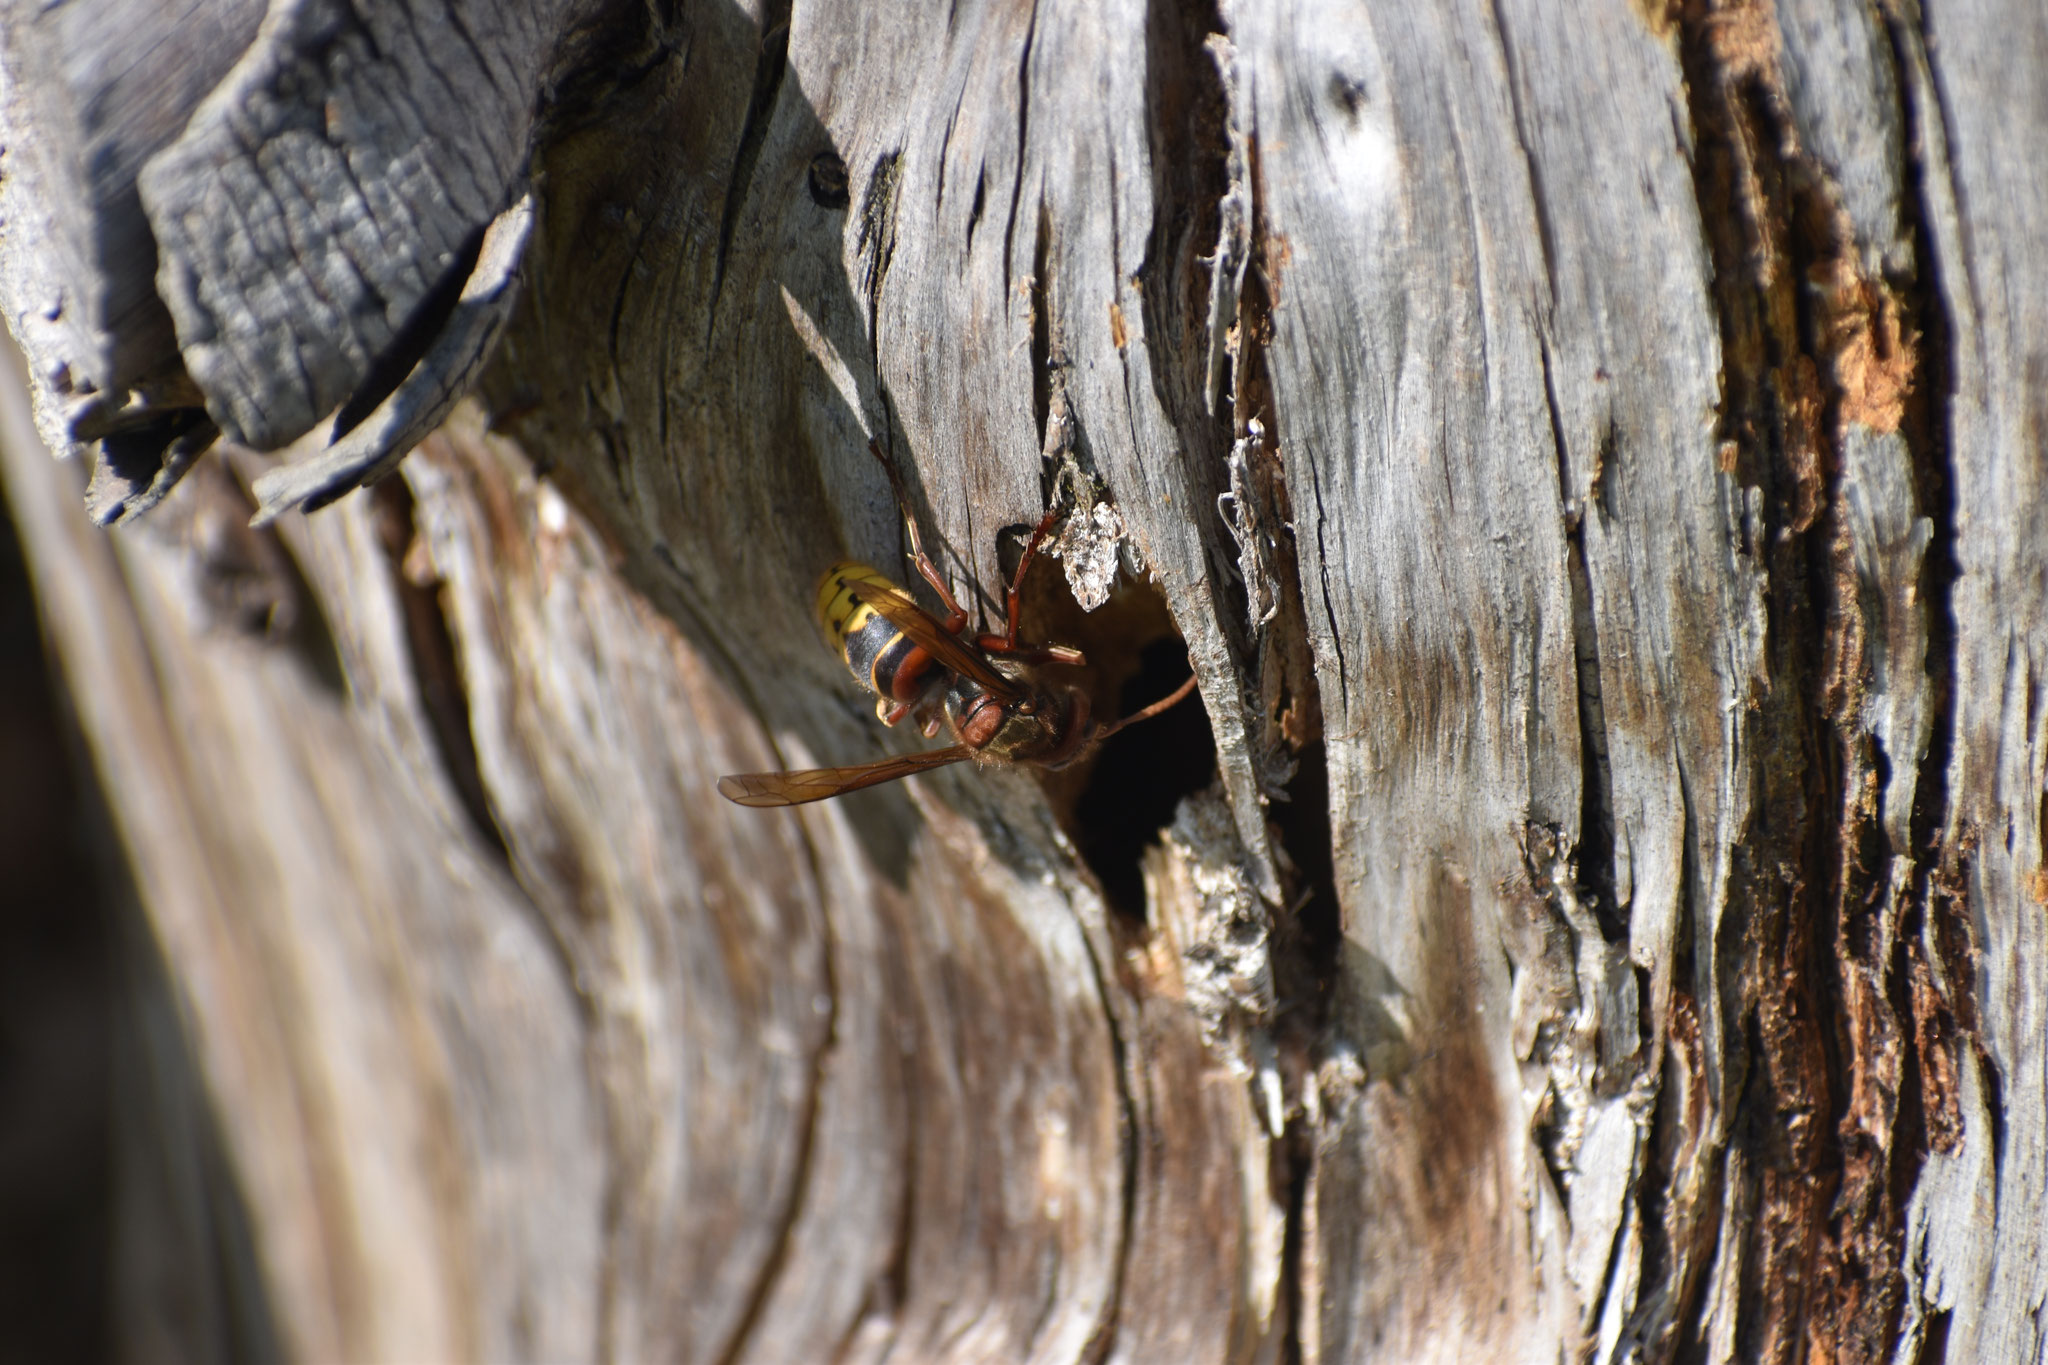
xmin=868 ymin=437 xmax=1075 ymax=652
xmin=906 ymin=539 xmax=970 ymax=634
xmin=996 ymin=507 xmax=1062 ymax=649
xmin=974 ymin=507 xmax=1084 ymax=664
xmin=869 ymin=438 xmax=970 ymax=632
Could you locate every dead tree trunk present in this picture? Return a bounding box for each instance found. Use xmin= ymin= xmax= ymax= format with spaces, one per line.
xmin=1 ymin=0 xmax=2040 ymax=1360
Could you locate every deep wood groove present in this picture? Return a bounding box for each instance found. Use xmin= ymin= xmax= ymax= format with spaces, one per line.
xmin=707 ymin=10 xmax=792 ymax=337
xmin=368 ymin=477 xmax=509 ymax=866
xmin=999 ymin=0 xmax=1040 ymax=303
xmin=1030 ymin=201 xmax=1054 ymax=455
xmin=1543 ymin=336 xmax=1622 ymax=939
xmin=1669 ymin=3 xmax=1850 ymax=1355
xmin=1880 ymin=0 xmax=1970 ymax=1155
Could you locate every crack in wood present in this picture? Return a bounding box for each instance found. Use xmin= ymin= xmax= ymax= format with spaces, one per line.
xmin=1615 ymin=749 xmax=1715 ymax=1356
xmin=965 ymin=165 xmax=988 ymax=252
xmin=1168 ymin=14 xmax=1335 ymax=1355
xmin=707 ymin=11 xmax=792 ymax=341
xmin=1655 ymin=0 xmax=1982 ymax=1354
xmin=999 ymin=0 xmax=1041 ymax=305
xmin=856 ymin=150 xmax=903 ymax=367
xmin=1878 ymin=0 xmax=1968 ymax=1162
xmin=367 ymin=476 xmax=510 ymax=866
xmin=708 ymin=822 xmax=840 ymax=1365
xmin=1541 ymin=339 xmax=1623 ymax=944
xmin=1031 ymin=200 xmax=1055 ymax=456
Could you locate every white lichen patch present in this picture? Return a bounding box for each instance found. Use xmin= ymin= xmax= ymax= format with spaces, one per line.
xmin=1049 ymin=499 xmax=1127 ymax=612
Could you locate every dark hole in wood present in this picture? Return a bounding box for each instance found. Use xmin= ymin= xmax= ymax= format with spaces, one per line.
xmin=1329 ymin=70 xmax=1368 ymax=119
xmin=807 ymin=150 xmax=849 ymax=208
xmin=991 ymin=524 xmax=1213 ymax=917
xmin=1273 ymin=736 xmax=1339 ymax=965
xmin=1915 ymin=1307 xmax=1952 ymax=1365
xmin=1277 ymin=1109 xmax=1314 ymax=1365
xmin=1068 ymin=636 xmax=1211 ymax=919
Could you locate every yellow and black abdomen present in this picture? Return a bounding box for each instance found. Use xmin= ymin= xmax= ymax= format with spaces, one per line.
xmin=816 ymin=561 xmax=941 ymax=709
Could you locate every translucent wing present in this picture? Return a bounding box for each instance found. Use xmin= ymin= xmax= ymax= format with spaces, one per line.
xmin=717 ymin=745 xmax=976 ymax=807
xmin=835 ymin=574 xmax=1021 ymax=701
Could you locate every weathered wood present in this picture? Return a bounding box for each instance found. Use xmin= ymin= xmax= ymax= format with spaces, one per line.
xmin=1892 ymin=1 xmax=2048 ymax=1358
xmin=0 ymin=367 xmax=602 ymax=1361
xmin=0 ymin=0 xmax=262 ymax=401
xmin=3 ymin=0 xmax=2045 ymax=1361
xmin=0 ymin=0 xmax=591 ymax=523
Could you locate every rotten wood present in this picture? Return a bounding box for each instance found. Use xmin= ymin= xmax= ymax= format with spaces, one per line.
xmin=1 ymin=0 xmax=2043 ymax=1361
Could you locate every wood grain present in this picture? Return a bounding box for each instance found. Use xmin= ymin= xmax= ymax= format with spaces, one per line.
xmin=3 ymin=0 xmax=2045 ymax=1360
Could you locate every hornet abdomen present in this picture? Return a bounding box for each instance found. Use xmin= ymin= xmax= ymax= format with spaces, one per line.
xmin=817 ymin=561 xmax=944 ymax=715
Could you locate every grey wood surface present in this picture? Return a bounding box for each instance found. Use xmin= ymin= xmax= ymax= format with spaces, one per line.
xmin=2 ymin=0 xmax=2041 ymax=1361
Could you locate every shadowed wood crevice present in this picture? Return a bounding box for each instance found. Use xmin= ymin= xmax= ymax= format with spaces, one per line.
xmin=1190 ymin=39 xmax=1341 ymax=1354
xmin=1497 ymin=14 xmax=1624 ymax=946
xmin=1122 ymin=45 xmax=1336 ymax=1365
xmin=329 ymin=223 xmax=494 ymax=447
xmin=365 ymin=476 xmax=511 ymax=867
xmin=709 ymin=8 xmax=794 ymax=334
xmin=1554 ymin=400 xmax=1623 ymax=940
xmin=1668 ymin=4 xmax=1847 ymax=1356
xmin=1666 ymin=760 xmax=1717 ymax=1351
xmin=83 ymin=410 xmax=219 ymax=526
xmin=1879 ymin=5 xmax=2039 ymax=1358
xmin=1880 ymin=0 xmax=1969 ymax=1166
xmin=999 ymin=1 xmax=1041 ymax=308
xmin=1030 ymin=202 xmax=1055 ymax=464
